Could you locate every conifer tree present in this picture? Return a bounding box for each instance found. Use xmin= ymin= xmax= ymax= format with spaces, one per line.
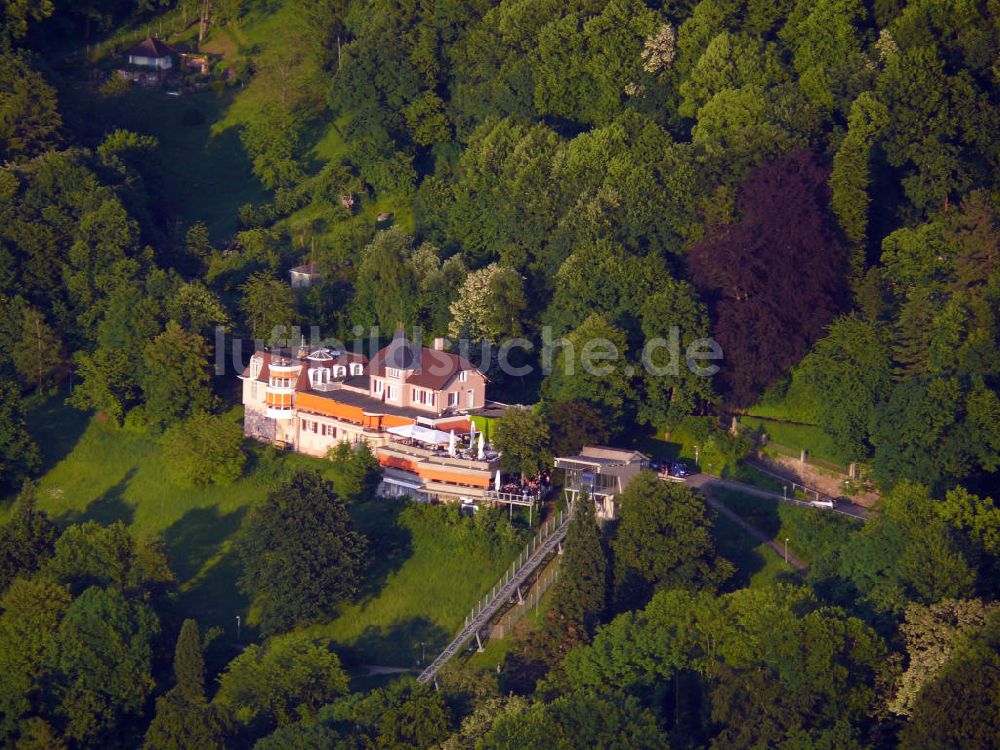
xmin=144 ymin=619 xmax=225 ymax=750
xmin=547 ymin=492 xmax=607 ymax=648
xmin=173 ymin=619 xmax=205 ymax=702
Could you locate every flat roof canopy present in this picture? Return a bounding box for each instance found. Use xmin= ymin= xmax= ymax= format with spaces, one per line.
xmin=386 ymin=423 xmax=454 ymax=445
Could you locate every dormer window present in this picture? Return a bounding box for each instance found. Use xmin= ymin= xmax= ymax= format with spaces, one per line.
xmin=386 ymin=368 xmax=400 ymax=379
xmin=333 ymin=365 xmax=347 ymax=378
xmin=350 ymin=363 xmax=364 ymax=376
xmin=309 ymin=368 xmax=331 ymax=387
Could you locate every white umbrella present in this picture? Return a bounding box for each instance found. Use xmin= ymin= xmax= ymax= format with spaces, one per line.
xmin=495 ymin=470 xmax=501 ymax=492
xmin=448 ymin=430 xmax=456 ymax=457
xmin=477 ymin=432 xmax=485 ymax=460
xmin=468 ymin=420 xmax=476 ymax=450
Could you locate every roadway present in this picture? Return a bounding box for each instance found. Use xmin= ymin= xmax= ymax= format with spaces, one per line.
xmin=685 ymin=473 xmax=870 ymax=521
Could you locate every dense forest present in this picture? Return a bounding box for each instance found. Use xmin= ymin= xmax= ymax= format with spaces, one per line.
xmin=1 ymin=0 xmax=999 ymax=748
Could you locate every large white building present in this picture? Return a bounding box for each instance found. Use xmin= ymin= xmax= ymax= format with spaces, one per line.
xmin=239 ymin=335 xmax=518 ymax=504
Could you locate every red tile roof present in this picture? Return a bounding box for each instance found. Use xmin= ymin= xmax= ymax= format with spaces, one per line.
xmin=369 ymin=337 xmax=479 ymax=390
xmin=127 ymin=37 xmax=177 ymax=59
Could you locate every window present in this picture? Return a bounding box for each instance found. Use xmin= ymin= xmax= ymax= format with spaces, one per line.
xmin=251 ymin=356 xmax=263 ymax=378
xmin=350 ymin=363 xmax=364 ymax=376
xmin=386 ymin=385 xmax=399 ymax=401
xmin=322 ymin=424 xmax=336 ymax=438
xmin=333 ymin=365 xmax=346 ymax=378
xmin=411 ymin=388 xmax=437 ymax=407
xmin=270 ymin=377 xmax=293 ymax=388
xmin=373 ymin=379 xmax=384 ymax=396
xmin=386 ymin=368 xmax=400 ymax=379
xmin=458 ymin=370 xmax=468 ymax=382
xmin=448 ymin=392 xmax=459 ymax=407
xmin=468 ymin=389 xmax=474 ymax=407
xmin=309 ymin=368 xmax=330 ymax=387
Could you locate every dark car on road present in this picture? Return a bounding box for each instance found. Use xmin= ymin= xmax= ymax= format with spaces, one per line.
xmin=668 ymin=462 xmax=695 ymax=478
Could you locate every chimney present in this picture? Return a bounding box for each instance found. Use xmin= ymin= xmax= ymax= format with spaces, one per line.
xmin=433 ymin=337 xmax=446 ymax=351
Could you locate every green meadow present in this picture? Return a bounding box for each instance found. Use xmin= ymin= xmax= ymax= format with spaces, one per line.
xmin=13 ymin=395 xmax=523 ymax=666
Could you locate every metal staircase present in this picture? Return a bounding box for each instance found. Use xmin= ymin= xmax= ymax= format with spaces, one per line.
xmin=417 ymin=505 xmax=574 ymax=684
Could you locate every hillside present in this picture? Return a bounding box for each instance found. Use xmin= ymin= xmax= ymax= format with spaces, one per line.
xmin=0 ymin=0 xmax=998 ymax=748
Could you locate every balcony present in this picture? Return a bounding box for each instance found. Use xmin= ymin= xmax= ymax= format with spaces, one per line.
xmin=266 ymin=407 xmax=295 ymax=420
xmin=484 ymin=489 xmax=540 ymax=507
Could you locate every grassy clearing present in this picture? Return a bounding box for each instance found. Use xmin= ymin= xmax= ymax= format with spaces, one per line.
xmin=306 ymin=504 xmax=526 ymax=666
xmin=745 ymin=376 xmax=821 ymax=423
xmin=14 ymin=395 xmax=523 ymax=666
xmin=713 ymin=513 xmax=794 ymax=591
xmin=740 ymin=416 xmax=845 ymax=467
xmin=101 ymin=86 xmax=269 ymax=242
xmin=723 ymin=462 xmax=787 ymax=494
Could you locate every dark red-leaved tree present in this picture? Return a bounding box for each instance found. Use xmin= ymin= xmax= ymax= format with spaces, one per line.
xmin=689 ymin=151 xmax=846 ymax=406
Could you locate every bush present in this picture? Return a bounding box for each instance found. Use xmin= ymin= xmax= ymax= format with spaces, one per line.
xmin=162 ymin=413 xmax=246 ymax=486
xmin=674 ymin=416 xmax=752 ymax=475
xmin=99 ymin=74 xmax=130 ymax=98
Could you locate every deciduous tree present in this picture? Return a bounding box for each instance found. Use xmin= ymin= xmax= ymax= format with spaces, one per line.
xmin=492 ymin=407 xmax=551 ymax=478
xmin=612 ymin=473 xmax=731 ymax=609
xmin=798 ymin=315 xmax=893 ymax=461
xmin=237 ymin=471 xmax=367 ymax=633
xmin=688 ymin=151 xmax=846 ymax=406
xmin=448 ymin=262 xmax=526 ymax=343
xmin=548 ymin=400 xmax=609 ymax=457
xmin=162 ymin=413 xmax=245 ymax=486
xmin=56 ymin=586 xmax=159 ymax=744
xmin=214 ymin=634 xmax=349 ymax=733
xmin=141 ymin=321 xmax=214 ymax=427
xmin=0 ymin=482 xmax=57 ymax=593
xmin=0 ymin=380 xmax=39 ymax=492
xmin=240 ymin=271 xmax=296 ymax=344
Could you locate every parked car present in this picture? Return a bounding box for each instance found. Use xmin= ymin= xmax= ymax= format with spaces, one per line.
xmin=668 ymin=462 xmax=694 ymax=478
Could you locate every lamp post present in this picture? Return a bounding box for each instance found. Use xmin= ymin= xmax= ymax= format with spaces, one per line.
xmin=421 ymin=641 xmax=426 ymax=665
xmin=236 ymin=615 xmax=241 ymax=642
xmin=784 ymin=538 xmax=789 ymax=564
xmin=694 ymin=445 xmax=700 ymax=465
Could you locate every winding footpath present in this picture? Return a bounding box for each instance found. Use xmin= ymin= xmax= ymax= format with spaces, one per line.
xmin=703 ymin=493 xmax=808 ymax=571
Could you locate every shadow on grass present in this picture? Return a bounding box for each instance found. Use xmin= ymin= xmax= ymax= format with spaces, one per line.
xmin=25 ymin=392 xmax=90 ymax=475
xmin=350 ymin=499 xmax=414 ymax=602
xmin=176 ymin=548 xmax=255 ymax=643
xmin=350 ymin=616 xmax=451 ymax=668
xmin=55 ymin=468 xmax=137 ymax=528
xmin=712 ymin=488 xmax=782 ymax=538
xmin=72 ymin=86 xmax=269 ymax=244
xmin=714 ymin=514 xmax=766 ymax=590
xmin=163 ymin=505 xmax=249 ymax=581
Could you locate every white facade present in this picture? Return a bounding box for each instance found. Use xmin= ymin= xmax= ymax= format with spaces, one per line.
xmin=128 ymin=54 xmax=173 ymax=70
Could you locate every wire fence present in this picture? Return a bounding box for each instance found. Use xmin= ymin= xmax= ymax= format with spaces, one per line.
xmin=490 ymin=558 xmax=560 ymax=640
